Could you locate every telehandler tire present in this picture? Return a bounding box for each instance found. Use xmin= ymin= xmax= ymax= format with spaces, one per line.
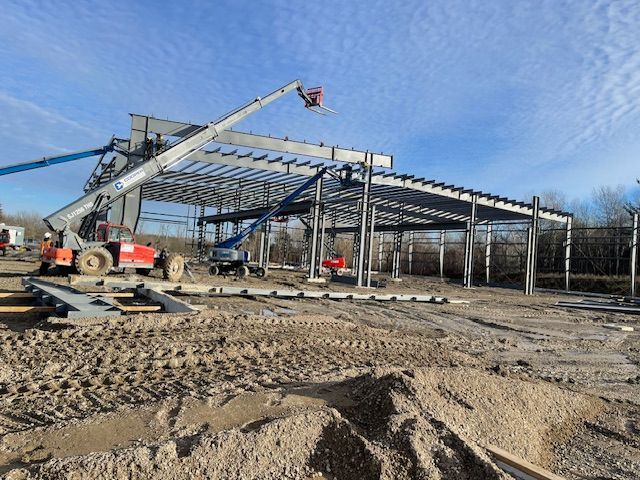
xmin=162 ymin=253 xmax=184 ymax=282
xmin=75 ymin=246 xmax=113 ymax=277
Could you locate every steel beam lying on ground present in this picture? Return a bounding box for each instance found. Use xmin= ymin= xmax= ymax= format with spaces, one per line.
xmin=555 ymin=300 xmax=640 ymax=314
xmin=68 ymin=277 xmax=448 ymax=303
xmin=22 ymin=277 xmax=122 ymax=318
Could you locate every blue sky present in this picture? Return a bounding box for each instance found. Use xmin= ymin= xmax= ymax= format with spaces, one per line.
xmin=1 ymin=0 xmax=639 ymax=217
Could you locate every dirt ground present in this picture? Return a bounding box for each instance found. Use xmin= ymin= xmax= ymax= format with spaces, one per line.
xmin=0 ymin=256 xmax=638 ymax=479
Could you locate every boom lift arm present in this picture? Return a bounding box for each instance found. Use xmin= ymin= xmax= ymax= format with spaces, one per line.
xmin=216 ymin=167 xmax=327 ymax=249
xmin=0 ymin=138 xmax=125 ymax=176
xmin=43 ymin=80 xmax=320 ymax=249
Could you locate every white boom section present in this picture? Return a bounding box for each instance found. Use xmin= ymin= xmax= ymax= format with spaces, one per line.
xmin=44 ymin=80 xmax=311 ymax=233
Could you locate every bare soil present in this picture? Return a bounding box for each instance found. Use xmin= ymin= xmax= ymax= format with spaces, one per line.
xmin=0 ymin=256 xmax=638 ymax=479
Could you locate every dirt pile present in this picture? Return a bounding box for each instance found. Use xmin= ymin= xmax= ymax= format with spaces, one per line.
xmin=5 ymin=367 xmax=602 ymax=480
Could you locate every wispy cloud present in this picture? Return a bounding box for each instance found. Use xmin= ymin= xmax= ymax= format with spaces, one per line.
xmin=0 ymin=0 xmax=639 ymax=213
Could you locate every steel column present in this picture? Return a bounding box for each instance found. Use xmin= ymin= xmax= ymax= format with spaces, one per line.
xmin=196 ymin=203 xmax=206 ymax=262
xmin=525 ymin=196 xmax=540 ymax=295
xmin=308 ymin=177 xmax=323 ymax=279
xmin=378 ymin=233 xmax=384 ymax=272
xmin=463 ymin=197 xmax=478 ymax=288
xmin=631 ymin=213 xmax=638 ymax=297
xmin=262 ymin=221 xmax=271 ymax=267
xmin=408 ymin=231 xmax=414 ymax=275
xmin=485 ymin=223 xmax=492 ymax=284
xmin=318 ymin=213 xmax=326 ymax=274
xmin=392 ymin=231 xmax=403 ymax=279
xmin=564 ymin=217 xmax=572 ymax=291
xmin=356 ymin=164 xmax=373 ymax=287
xmin=366 ymin=206 xmax=376 ymax=287
xmin=439 ymin=230 xmax=445 ymax=279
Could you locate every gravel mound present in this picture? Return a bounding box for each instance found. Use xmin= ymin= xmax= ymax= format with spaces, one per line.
xmin=6 ymin=367 xmax=601 ymax=480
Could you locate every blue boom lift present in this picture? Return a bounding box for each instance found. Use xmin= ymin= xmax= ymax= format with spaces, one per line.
xmin=208 ymin=167 xmax=327 ymax=278
xmin=0 ymin=139 xmax=122 ymax=176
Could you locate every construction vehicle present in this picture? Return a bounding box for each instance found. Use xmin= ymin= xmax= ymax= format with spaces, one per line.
xmin=0 ymin=224 xmax=25 ymax=254
xmin=208 ymin=168 xmax=328 ymax=278
xmin=322 ymin=256 xmax=347 ymax=276
xmin=0 ymin=140 xmax=122 ymax=177
xmin=1 ymin=80 xmax=327 ymax=280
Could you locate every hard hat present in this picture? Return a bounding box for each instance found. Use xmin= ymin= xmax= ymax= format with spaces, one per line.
xmin=44 ymin=232 xmax=52 ymax=239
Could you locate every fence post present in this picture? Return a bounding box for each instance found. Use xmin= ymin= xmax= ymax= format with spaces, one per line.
xmin=485 ymin=223 xmax=492 ymax=285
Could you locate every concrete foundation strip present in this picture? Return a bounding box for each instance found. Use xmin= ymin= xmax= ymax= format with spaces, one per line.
xmin=69 ymin=276 xmax=449 ymax=303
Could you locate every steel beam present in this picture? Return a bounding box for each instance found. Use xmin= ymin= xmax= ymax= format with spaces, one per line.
xmin=199 ymin=201 xmax=312 ymax=224
xmin=22 ymin=277 xmax=122 ymax=318
xmin=133 ymin=114 xmax=393 ymax=168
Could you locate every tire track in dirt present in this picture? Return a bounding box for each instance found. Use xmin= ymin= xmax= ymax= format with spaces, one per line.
xmin=0 ymin=313 xmax=462 ymax=435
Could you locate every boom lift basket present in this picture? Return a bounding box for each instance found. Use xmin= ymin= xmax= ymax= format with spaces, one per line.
xmin=306 ymin=87 xmax=324 ymax=107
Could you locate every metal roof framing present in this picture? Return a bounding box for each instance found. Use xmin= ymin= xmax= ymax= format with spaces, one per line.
xmin=127 ymin=114 xmax=570 ymax=234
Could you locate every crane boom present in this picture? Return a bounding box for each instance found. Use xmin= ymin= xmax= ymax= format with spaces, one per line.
xmin=0 ymin=141 xmax=120 ymax=176
xmin=43 ymin=80 xmax=315 ymax=240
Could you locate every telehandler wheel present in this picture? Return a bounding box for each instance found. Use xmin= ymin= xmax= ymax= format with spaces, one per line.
xmin=208 ymin=264 xmax=220 ymax=276
xmin=75 ymin=246 xmax=113 ymax=276
xmin=162 ymin=253 xmax=184 ymax=282
xmin=255 ymin=267 xmax=267 ymax=278
xmin=236 ymin=265 xmax=250 ymax=278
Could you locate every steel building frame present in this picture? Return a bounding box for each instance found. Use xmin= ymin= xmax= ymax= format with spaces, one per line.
xmin=91 ymin=114 xmax=572 ymax=293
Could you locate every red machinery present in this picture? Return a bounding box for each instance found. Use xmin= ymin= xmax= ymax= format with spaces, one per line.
xmin=322 ymin=256 xmax=346 ymax=276
xmin=42 ymin=222 xmax=182 ymax=278
xmin=0 ymin=231 xmax=10 ymax=255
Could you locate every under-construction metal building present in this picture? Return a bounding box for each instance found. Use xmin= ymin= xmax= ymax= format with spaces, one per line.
xmin=90 ymin=114 xmax=574 ymax=294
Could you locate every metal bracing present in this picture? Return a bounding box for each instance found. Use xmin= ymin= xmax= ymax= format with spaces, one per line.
xmin=463 ymin=196 xmax=478 ymax=288
xmin=524 ymin=196 xmax=540 ymax=295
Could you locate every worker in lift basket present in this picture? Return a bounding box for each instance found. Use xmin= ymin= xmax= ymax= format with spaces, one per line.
xmin=39 ymin=232 xmax=53 ymax=275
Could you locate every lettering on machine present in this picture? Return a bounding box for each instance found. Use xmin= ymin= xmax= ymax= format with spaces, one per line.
xmin=113 ymin=168 xmax=146 ymax=192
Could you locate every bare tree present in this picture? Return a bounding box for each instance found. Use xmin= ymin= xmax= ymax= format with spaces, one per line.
xmin=592 ymin=185 xmax=627 ymax=227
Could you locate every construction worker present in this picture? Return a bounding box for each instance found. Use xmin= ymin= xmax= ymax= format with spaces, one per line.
xmin=39 ymin=232 xmax=53 ymax=274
